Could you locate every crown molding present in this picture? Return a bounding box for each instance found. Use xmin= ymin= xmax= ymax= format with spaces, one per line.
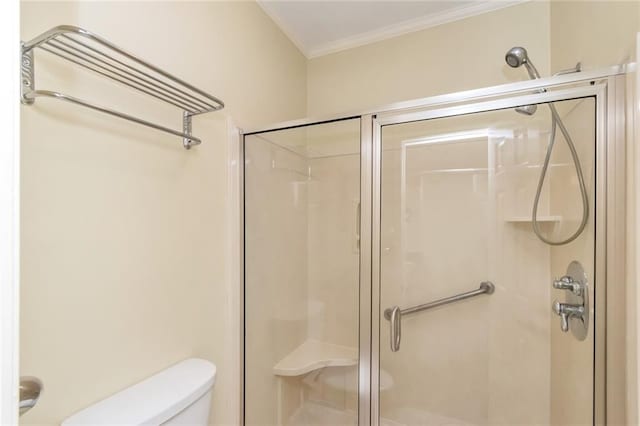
xmin=260 ymin=0 xmax=531 ymax=59
xmin=256 ymin=1 xmax=311 ymax=57
xmin=308 ymin=0 xmax=530 ymax=58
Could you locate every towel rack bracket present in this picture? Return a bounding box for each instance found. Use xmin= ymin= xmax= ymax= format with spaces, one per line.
xmin=183 ymin=112 xmax=196 ymax=150
xmin=21 ymin=46 xmax=35 ymax=105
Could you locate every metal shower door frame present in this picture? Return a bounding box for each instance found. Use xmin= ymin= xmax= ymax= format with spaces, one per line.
xmin=365 ymin=76 xmax=625 ymax=426
xmin=240 ymin=65 xmax=630 ymax=426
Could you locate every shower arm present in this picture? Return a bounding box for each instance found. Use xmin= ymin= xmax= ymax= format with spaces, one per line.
xmin=529 ymin=63 xmax=582 ymax=96
xmin=554 ymin=63 xmax=582 ymax=76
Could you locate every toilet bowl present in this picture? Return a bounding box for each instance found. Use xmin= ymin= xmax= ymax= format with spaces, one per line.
xmin=61 ymin=358 xmax=216 ymax=425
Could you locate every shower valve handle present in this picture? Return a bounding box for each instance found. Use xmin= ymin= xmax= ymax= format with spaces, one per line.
xmin=553 ymin=300 xmax=585 ymax=332
xmin=553 ymin=276 xmax=583 ymax=296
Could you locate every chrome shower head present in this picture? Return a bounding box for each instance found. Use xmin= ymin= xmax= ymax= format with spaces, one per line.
xmin=506 ymin=46 xmax=542 ymax=116
xmin=505 ymin=46 xmax=540 ymax=79
xmin=505 ymin=46 xmax=528 ymax=68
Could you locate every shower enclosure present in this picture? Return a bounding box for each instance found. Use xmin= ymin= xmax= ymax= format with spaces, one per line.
xmin=242 ymin=67 xmax=628 ymax=425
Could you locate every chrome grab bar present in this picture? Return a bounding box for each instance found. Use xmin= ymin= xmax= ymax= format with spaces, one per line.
xmin=384 ymin=281 xmax=495 ymax=352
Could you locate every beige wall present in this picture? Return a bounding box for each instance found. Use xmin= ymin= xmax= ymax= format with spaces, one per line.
xmin=550 ymin=0 xmax=640 ymax=73
xmin=20 ymin=2 xmax=306 ymax=425
xmin=307 ymin=0 xmax=640 ymax=115
xmin=306 ymin=1 xmax=551 ymax=117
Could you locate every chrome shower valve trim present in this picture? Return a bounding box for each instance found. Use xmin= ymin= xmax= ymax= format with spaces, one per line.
xmin=553 ymin=275 xmax=584 ymax=296
xmin=553 ymin=300 xmax=585 ymax=333
xmin=552 ymin=261 xmax=589 ymax=340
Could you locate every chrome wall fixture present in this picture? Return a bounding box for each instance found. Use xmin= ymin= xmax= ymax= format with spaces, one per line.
xmin=20 ymin=25 xmax=225 ymax=149
xmin=384 ymin=282 xmax=494 ymax=352
xmin=19 ymin=376 xmax=42 ymax=416
xmin=552 ymin=261 xmax=589 ymax=340
xmin=504 ymin=46 xmax=589 ymax=245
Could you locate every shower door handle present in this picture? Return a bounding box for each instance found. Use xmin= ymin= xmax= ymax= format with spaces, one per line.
xmin=389 ymin=306 xmax=402 ymax=352
xmin=384 ymin=282 xmax=494 ymax=353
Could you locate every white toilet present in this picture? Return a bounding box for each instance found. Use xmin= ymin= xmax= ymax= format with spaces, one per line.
xmin=61 ymin=358 xmax=216 ymax=425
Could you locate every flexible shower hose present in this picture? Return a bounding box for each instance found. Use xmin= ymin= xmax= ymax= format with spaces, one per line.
xmin=531 ymin=103 xmax=589 ymax=245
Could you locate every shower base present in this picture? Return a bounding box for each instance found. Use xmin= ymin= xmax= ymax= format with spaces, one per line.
xmin=286 ymin=400 xmax=477 ymax=426
xmin=286 ymin=401 xmax=400 ymax=426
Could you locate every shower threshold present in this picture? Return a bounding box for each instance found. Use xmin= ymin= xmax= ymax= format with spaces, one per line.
xmin=286 ymin=401 xmax=476 ymax=426
xmin=286 ymin=401 xmax=400 ymax=426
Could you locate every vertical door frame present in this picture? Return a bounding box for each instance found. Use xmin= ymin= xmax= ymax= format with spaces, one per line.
xmin=232 ymin=123 xmax=245 ymax=426
xmin=359 ymin=115 xmax=374 ymax=426
xmin=602 ymin=73 xmax=631 ymax=425
xmin=633 ymin=33 xmax=640 ymax=425
xmin=370 ymin=116 xmax=382 ymax=425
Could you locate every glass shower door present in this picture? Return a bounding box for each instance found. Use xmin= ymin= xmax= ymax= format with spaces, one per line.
xmin=377 ymin=98 xmax=596 ymax=425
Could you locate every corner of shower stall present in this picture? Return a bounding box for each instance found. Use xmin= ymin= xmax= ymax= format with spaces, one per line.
xmin=243 ymin=118 xmax=362 ymax=426
xmin=242 ymin=70 xmax=627 ymax=426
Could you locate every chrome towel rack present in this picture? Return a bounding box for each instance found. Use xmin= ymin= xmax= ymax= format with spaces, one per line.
xmin=20 ymin=25 xmax=224 ymax=149
xmin=384 ymin=281 xmax=494 ymax=352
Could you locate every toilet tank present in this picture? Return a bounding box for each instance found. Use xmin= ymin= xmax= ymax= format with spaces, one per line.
xmin=61 ymin=358 xmax=216 ymax=425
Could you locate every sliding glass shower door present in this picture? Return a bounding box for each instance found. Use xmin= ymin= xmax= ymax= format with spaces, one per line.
xmin=376 ymin=98 xmax=597 ymax=425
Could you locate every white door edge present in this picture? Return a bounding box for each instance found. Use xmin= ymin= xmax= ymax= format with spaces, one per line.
xmin=0 ymin=0 xmax=21 ymax=423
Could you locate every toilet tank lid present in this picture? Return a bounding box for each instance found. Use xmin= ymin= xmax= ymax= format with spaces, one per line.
xmin=61 ymin=358 xmax=216 ymax=425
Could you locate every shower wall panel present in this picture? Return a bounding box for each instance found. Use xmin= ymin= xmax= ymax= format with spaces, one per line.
xmin=379 ymin=140 xmax=492 ymax=424
xmin=306 ymin=153 xmax=360 ymax=412
xmin=307 ymin=154 xmax=360 ymax=346
xmin=491 ymin=125 xmax=552 ymax=424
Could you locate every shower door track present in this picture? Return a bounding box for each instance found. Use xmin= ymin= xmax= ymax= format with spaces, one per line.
xmin=243 ymin=63 xmax=633 ymax=136
xmin=240 ymin=63 xmax=632 ymax=426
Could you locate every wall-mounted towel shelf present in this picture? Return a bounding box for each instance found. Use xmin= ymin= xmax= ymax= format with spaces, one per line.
xmin=20 ymin=25 xmax=224 ymax=149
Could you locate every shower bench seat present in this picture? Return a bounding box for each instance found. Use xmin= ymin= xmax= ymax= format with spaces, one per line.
xmin=272 ymin=340 xmax=358 ymax=377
